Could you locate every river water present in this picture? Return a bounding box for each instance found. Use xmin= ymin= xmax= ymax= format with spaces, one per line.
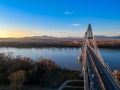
xmin=0 ymin=47 xmax=119 ymax=71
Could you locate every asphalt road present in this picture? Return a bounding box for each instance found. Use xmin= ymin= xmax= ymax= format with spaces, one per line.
xmin=87 ymin=46 xmax=120 ymax=90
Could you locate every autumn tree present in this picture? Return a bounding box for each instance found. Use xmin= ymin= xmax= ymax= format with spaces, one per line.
xmin=8 ymin=70 xmax=26 ymax=90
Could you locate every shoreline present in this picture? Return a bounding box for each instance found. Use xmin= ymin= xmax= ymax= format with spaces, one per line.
xmin=0 ymin=45 xmax=120 ymax=49
xmin=0 ymin=40 xmax=120 ymax=48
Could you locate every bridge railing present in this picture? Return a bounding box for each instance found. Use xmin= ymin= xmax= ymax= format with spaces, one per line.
xmin=90 ymin=36 xmax=120 ymax=87
xmin=80 ymin=32 xmax=91 ymax=90
xmin=88 ymin=45 xmax=120 ymax=89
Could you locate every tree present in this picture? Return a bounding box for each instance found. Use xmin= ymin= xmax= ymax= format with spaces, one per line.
xmin=8 ymin=70 xmax=26 ymax=90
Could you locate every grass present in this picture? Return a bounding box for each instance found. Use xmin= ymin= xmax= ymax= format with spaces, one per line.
xmin=0 ymin=70 xmax=83 ymax=89
xmin=43 ymin=70 xmax=82 ymax=88
xmin=62 ymin=87 xmax=84 ymax=90
xmin=67 ymin=81 xmax=84 ymax=87
xmin=0 ymin=85 xmax=55 ymax=90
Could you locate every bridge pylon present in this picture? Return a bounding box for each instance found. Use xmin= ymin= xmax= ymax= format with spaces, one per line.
xmin=87 ymin=24 xmax=93 ymax=39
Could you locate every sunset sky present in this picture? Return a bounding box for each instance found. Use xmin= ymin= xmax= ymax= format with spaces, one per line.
xmin=0 ymin=0 xmax=120 ymax=38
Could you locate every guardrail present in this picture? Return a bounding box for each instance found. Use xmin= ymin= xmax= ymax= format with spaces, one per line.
xmin=88 ymin=45 xmax=120 ymax=89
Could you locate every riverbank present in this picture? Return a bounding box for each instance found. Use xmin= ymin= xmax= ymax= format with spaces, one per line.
xmin=0 ymin=70 xmax=82 ymax=90
xmin=0 ymin=53 xmax=82 ymax=89
xmin=0 ymin=40 xmax=120 ymax=48
xmin=0 ymin=52 xmax=120 ymax=90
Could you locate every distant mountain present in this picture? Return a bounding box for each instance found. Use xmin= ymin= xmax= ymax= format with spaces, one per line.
xmin=0 ymin=35 xmax=119 ymax=42
xmin=22 ymin=35 xmax=82 ymax=41
xmin=111 ymin=36 xmax=120 ymax=39
xmin=22 ymin=35 xmax=120 ymax=40
xmin=60 ymin=36 xmax=82 ymax=41
xmin=95 ymin=36 xmax=111 ymax=40
xmin=95 ymin=36 xmax=120 ymax=40
xmin=22 ymin=35 xmax=58 ymax=40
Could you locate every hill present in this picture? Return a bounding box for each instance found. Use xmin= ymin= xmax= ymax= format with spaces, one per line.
xmin=0 ymin=35 xmax=120 ymax=42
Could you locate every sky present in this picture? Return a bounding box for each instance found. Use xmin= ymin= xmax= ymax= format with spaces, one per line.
xmin=0 ymin=0 xmax=120 ymax=38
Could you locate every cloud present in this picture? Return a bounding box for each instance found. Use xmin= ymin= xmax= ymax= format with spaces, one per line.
xmin=64 ymin=11 xmax=73 ymax=15
xmin=71 ymin=24 xmax=80 ymax=27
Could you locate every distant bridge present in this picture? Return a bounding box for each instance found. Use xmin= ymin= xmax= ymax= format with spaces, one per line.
xmin=78 ymin=24 xmax=120 ymax=90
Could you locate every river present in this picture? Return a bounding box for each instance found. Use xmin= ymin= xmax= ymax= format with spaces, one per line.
xmin=0 ymin=47 xmax=119 ymax=71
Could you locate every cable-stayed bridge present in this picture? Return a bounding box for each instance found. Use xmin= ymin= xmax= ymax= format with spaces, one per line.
xmin=78 ymin=24 xmax=120 ymax=90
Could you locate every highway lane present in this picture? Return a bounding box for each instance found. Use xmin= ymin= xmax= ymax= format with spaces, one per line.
xmin=86 ymin=50 xmax=105 ymax=90
xmin=87 ymin=46 xmax=120 ymax=90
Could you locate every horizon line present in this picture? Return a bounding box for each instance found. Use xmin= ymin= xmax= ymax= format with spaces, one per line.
xmin=0 ymin=34 xmax=120 ymax=38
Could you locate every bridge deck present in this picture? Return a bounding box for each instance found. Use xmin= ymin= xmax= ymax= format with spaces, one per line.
xmin=87 ymin=45 xmax=120 ymax=90
xmin=80 ymin=24 xmax=120 ymax=90
xmin=86 ymin=50 xmax=105 ymax=90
